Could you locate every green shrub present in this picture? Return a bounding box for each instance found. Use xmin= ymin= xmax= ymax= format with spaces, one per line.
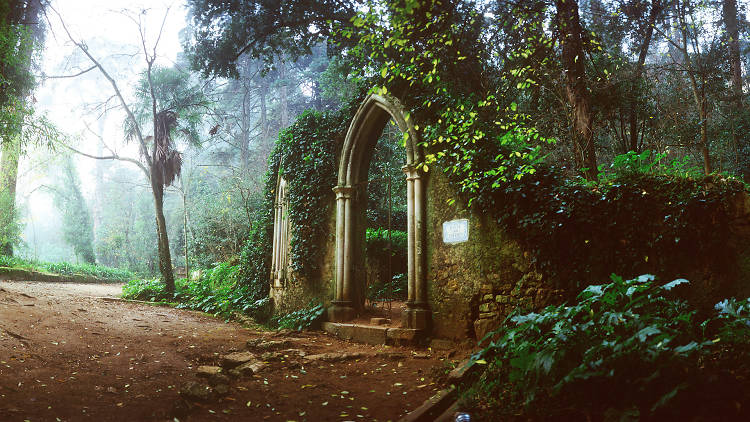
xmin=464 ymin=274 xmax=750 ymax=420
xmin=365 ymin=228 xmax=407 ymax=286
xmin=368 ymin=273 xmax=407 ymax=302
xmin=0 ymin=256 xmax=134 ymax=281
xmin=40 ymin=261 xmax=134 ymax=281
xmin=597 ymin=150 xmax=704 ymax=181
xmin=122 ymin=262 xmax=272 ymax=322
xmin=274 ymin=302 xmax=326 ymax=331
xmin=122 ymin=278 xmax=174 ymax=302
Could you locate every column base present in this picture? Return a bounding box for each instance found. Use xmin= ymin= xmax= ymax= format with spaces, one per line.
xmin=402 ymin=306 xmax=431 ymax=330
xmin=328 ymin=301 xmax=356 ymax=322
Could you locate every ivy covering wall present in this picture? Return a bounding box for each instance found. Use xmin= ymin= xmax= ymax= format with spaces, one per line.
xmin=237 ymin=76 xmax=750 ymax=319
xmin=237 ymin=95 xmax=364 ymax=312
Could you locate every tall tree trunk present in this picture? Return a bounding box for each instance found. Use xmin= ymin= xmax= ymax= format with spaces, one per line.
xmin=723 ymin=0 xmax=746 ymax=179
xmin=279 ymin=60 xmax=290 ymax=128
xmin=628 ymin=0 xmax=661 ymax=153
xmin=0 ymin=0 xmax=44 ymax=256
xmin=674 ymin=3 xmax=711 ymax=174
xmin=240 ymin=84 xmax=250 ymax=170
xmin=238 ymin=55 xmax=251 ymax=170
xmin=258 ymin=78 xmax=273 ymax=165
xmin=152 ymin=180 xmax=175 ymax=293
xmin=182 ymin=186 xmax=189 ymax=283
xmin=556 ymin=0 xmax=598 ymax=179
xmin=0 ymin=140 xmax=20 ymax=256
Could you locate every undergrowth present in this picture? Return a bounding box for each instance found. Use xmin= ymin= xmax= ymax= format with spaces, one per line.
xmin=122 ymin=262 xmax=323 ymax=330
xmin=462 ymin=274 xmax=750 ymax=421
xmin=0 ymin=255 xmax=134 ymax=281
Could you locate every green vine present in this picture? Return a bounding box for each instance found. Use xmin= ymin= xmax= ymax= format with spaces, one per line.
xmin=238 ymin=94 xmax=365 ymax=305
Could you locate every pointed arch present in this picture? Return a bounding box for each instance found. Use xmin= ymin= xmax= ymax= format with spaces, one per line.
xmin=328 ymin=93 xmax=430 ymax=329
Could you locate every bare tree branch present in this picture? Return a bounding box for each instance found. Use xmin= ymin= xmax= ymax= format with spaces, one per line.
xmin=59 ymin=141 xmax=149 ymax=177
xmin=43 ymin=65 xmax=97 ymax=79
xmin=43 ymin=2 xmax=154 ymax=169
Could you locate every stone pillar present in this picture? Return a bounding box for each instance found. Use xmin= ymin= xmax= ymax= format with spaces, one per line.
xmin=402 ymin=165 xmax=431 ymax=330
xmin=271 ymin=201 xmax=281 ymax=287
xmin=413 ymin=170 xmax=426 ymax=306
xmin=403 ymin=166 xmax=416 ymax=304
xmin=329 ymin=185 xmax=357 ymax=322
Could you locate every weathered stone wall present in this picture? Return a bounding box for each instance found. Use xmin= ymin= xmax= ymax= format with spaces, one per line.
xmin=423 ymin=169 xmax=750 ymax=341
xmin=271 ymin=205 xmax=338 ymax=315
xmin=274 ymin=157 xmax=750 ymax=342
xmin=424 ymin=167 xmax=563 ymax=341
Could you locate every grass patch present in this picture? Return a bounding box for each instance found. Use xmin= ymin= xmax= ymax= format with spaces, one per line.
xmin=0 ymin=256 xmax=134 ymax=281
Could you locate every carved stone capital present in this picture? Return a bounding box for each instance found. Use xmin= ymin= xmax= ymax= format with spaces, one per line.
xmin=333 ymin=185 xmax=356 ymax=200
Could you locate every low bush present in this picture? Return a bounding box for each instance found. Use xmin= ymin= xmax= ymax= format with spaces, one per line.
xmin=121 ymin=262 xmax=272 ymax=322
xmin=463 ymin=274 xmax=750 ymax=421
xmin=365 ymin=228 xmax=407 ymax=283
xmin=274 ymin=301 xmax=326 ymax=331
xmin=367 ymin=273 xmax=407 ymax=302
xmin=0 ymin=256 xmax=134 ymax=281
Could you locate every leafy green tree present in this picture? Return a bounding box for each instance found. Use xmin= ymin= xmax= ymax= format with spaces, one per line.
xmin=48 ymin=157 xmax=96 ymax=264
xmin=49 ymin=4 xmax=210 ymax=292
xmin=185 ymin=0 xmax=356 ymax=77
xmin=0 ymin=0 xmax=44 ymax=256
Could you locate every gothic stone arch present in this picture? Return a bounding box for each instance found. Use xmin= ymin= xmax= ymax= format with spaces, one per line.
xmin=328 ymin=93 xmax=431 ymax=329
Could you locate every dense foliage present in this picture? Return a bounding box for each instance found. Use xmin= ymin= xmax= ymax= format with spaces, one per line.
xmin=274 ymin=301 xmax=326 ymax=331
xmin=186 ymin=0 xmax=356 ymax=77
xmin=49 ymin=157 xmax=96 ymax=264
xmin=365 ymin=228 xmax=407 ymax=281
xmin=122 ymin=262 xmax=272 ymax=321
xmin=0 ymin=255 xmax=134 ymax=281
xmin=464 ymin=274 xmax=750 ymax=420
xmin=467 ymin=156 xmax=747 ymax=297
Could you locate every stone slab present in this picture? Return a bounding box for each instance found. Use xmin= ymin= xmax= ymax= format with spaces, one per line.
xmin=397 ymin=386 xmax=457 ymax=422
xmin=324 ymin=322 xmax=424 ymax=346
xmin=195 ymin=365 xmax=223 ymax=377
xmin=220 ymin=351 xmax=256 ymax=369
xmin=323 ymin=322 xmax=389 ymax=344
xmin=370 ymin=317 xmax=388 ymax=325
xmin=447 ymin=358 xmax=482 ymax=385
xmin=351 ymin=325 xmax=388 ymax=345
xmin=429 ymin=339 xmax=454 ymax=351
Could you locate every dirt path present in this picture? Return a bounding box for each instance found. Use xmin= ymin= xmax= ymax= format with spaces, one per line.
xmin=0 ymin=281 xmax=456 ymax=422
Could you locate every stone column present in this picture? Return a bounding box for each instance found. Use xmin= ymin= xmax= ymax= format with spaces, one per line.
xmin=328 ymin=185 xmax=357 ymax=322
xmin=402 ymin=165 xmax=431 ymax=330
xmin=413 ymin=170 xmax=426 ymax=306
xmin=403 ymin=166 xmax=416 ymax=304
xmin=271 ymin=201 xmax=281 ymax=287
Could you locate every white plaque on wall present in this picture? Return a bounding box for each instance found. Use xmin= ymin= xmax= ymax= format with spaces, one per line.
xmin=442 ymin=219 xmax=469 ymax=244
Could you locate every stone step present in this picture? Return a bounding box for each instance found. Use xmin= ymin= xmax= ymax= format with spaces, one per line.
xmin=322 ymin=322 xmax=425 ymax=346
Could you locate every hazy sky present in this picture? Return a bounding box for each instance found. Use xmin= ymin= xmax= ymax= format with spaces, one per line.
xmin=18 ymin=0 xmax=189 ymax=261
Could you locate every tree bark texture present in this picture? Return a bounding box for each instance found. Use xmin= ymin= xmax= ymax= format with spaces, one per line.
xmin=279 ymin=61 xmax=290 ymax=128
xmin=723 ymin=0 xmax=747 ymax=179
xmin=0 ymin=0 xmax=43 ymax=256
xmin=152 ymin=180 xmax=175 ymax=293
xmin=628 ymin=0 xmax=661 ymax=153
xmin=0 ymin=140 xmax=20 ymax=256
xmin=556 ymin=0 xmax=598 ymax=179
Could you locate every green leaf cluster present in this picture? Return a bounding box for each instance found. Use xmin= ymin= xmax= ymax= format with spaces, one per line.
xmin=466 ymin=274 xmax=750 ymax=420
xmin=0 ymin=255 xmax=134 ymax=281
xmin=274 ymin=301 xmax=326 ymax=331
xmin=122 ymin=262 xmax=272 ymax=321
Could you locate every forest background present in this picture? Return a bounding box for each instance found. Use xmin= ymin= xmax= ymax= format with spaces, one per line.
xmin=0 ymin=0 xmax=749 ymax=303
